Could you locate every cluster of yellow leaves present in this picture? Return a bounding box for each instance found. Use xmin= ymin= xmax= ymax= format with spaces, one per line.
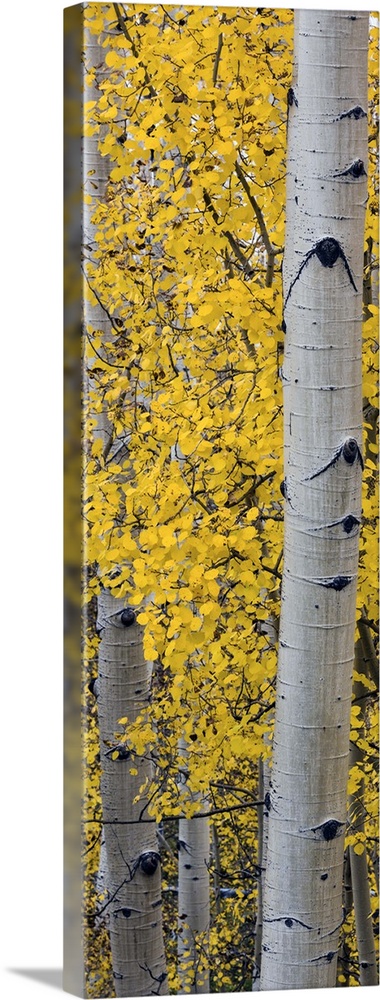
xmin=83 ymin=4 xmax=290 ymax=806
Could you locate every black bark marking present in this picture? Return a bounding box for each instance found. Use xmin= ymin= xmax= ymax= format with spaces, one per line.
xmin=342 ymin=514 xmax=360 ymax=534
xmin=333 ymin=159 xmax=367 ymax=179
xmin=313 ymin=514 xmax=360 ymax=535
xmin=287 ymin=87 xmax=298 ymax=109
xmin=104 ymin=606 xmax=138 ymax=629
xmin=306 ymin=438 xmax=364 ymax=480
xmin=139 ymin=851 xmax=160 ymax=875
xmin=315 ymin=238 xmax=340 ymax=267
xmin=139 ymin=964 xmax=167 ymax=992
xmin=88 ymin=677 xmax=99 ymax=699
xmin=312 ymin=819 xmax=345 ymax=841
xmin=115 ymin=907 xmax=132 ymax=918
xmin=342 ymin=437 xmax=363 ymax=467
xmin=120 ymin=607 xmax=137 ymax=626
xmin=311 ymin=951 xmax=336 ymax=964
xmin=266 ymin=915 xmax=312 ymax=930
xmin=320 ymin=873 xmax=328 ymax=880
xmin=284 ymin=237 xmax=357 ymax=311
xmin=336 ymin=105 xmax=366 ymax=121
xmin=115 ymin=745 xmax=130 ymax=760
xmin=104 ymin=743 xmax=131 ymax=760
xmin=177 ymin=839 xmax=191 ymax=853
xmin=318 ymin=575 xmax=353 ymax=591
xmin=264 ymin=791 xmax=271 ymax=811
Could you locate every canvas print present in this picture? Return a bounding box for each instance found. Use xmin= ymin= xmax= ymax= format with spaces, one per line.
xmin=64 ymin=4 xmax=379 ymax=997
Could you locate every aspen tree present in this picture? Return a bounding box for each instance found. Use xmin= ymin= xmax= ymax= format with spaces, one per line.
xmin=260 ymin=10 xmax=369 ymax=990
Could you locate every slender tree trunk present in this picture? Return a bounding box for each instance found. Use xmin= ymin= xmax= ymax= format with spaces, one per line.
xmin=337 ymin=849 xmax=353 ymax=986
xmin=358 ymin=616 xmax=379 ymax=688
xmin=252 ymin=758 xmax=268 ymax=990
xmin=260 ymin=10 xmax=368 ymax=990
xmin=253 ymin=621 xmax=278 ymax=990
xmin=211 ymin=824 xmax=221 ymax=917
xmin=97 ymin=592 xmax=168 ymax=996
xmin=177 ymin=741 xmax=210 ymax=994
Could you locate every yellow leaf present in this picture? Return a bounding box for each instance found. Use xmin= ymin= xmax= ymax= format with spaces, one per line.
xmin=353 ymin=843 xmax=365 ymax=856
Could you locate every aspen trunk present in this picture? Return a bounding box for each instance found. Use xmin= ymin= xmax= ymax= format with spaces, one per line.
xmin=97 ymin=592 xmax=168 ymax=996
xmin=337 ymin=849 xmax=353 ymax=987
xmin=260 ymin=10 xmax=368 ymax=990
xmin=177 ymin=741 xmax=210 ymax=994
xmin=252 ymin=757 xmax=270 ymax=990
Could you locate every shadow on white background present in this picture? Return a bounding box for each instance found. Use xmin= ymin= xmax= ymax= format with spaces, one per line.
xmin=9 ymin=970 xmax=62 ymax=990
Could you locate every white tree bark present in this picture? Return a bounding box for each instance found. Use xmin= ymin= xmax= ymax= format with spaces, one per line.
xmin=178 ymin=741 xmax=210 ymax=994
xmin=252 ymin=756 xmax=270 ymax=990
xmin=260 ymin=10 xmax=368 ymax=990
xmin=97 ymin=592 xmax=168 ymax=996
xmin=253 ymin=615 xmax=279 ymax=989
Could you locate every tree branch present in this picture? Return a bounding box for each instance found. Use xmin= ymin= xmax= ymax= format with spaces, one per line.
xmin=213 ymin=34 xmax=224 ymax=87
xmin=235 ymin=160 xmax=278 ymax=286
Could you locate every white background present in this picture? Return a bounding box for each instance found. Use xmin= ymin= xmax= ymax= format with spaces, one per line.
xmin=0 ymin=1 xmax=376 ymax=999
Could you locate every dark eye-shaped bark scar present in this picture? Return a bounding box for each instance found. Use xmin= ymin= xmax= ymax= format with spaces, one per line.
xmin=310 ymin=514 xmax=361 ymax=534
xmin=332 ymin=159 xmax=367 ymax=179
xmin=284 ymin=237 xmax=357 ymax=311
xmin=138 ymin=850 xmax=160 ymax=876
xmin=342 ymin=514 xmax=361 ymax=533
xmin=305 ymin=437 xmax=364 ymax=481
xmin=301 ymin=818 xmax=345 ymax=841
xmin=265 ymin=915 xmax=312 ymax=930
xmin=310 ymin=951 xmax=337 ymax=964
xmin=313 ymin=819 xmax=345 ymax=841
xmin=315 ymin=575 xmax=353 ymax=591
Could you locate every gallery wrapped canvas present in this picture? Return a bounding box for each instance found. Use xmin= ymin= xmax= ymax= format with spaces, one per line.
xmin=64 ymin=4 xmax=379 ymax=996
